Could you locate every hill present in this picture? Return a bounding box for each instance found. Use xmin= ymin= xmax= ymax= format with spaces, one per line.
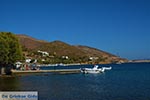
xmin=16 ymin=34 xmax=47 ymax=49
xmin=16 ymin=34 xmax=128 ymax=64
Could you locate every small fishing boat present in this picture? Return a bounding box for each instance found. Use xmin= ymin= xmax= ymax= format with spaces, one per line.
xmin=80 ymin=65 xmax=111 ymax=74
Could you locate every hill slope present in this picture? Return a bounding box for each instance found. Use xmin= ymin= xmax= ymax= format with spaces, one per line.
xmin=16 ymin=34 xmax=47 ymax=49
xmin=16 ymin=34 xmax=128 ymax=64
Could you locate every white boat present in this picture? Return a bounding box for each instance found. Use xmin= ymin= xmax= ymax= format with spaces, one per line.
xmin=80 ymin=65 xmax=111 ymax=74
xmin=102 ymin=66 xmax=112 ymax=70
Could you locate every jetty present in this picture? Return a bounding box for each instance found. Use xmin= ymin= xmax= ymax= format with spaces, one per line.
xmin=11 ymin=69 xmax=81 ymax=74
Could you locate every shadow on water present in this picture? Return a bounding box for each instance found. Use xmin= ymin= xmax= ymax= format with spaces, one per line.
xmin=0 ymin=76 xmax=20 ymax=91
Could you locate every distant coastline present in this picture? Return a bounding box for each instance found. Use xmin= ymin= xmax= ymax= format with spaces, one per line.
xmin=129 ymin=59 xmax=150 ymax=63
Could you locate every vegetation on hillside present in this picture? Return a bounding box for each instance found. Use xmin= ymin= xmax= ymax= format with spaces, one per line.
xmin=17 ymin=34 xmax=128 ymax=64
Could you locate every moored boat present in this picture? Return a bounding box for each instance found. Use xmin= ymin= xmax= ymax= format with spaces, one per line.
xmin=102 ymin=66 xmax=112 ymax=70
xmin=80 ymin=65 xmax=111 ymax=74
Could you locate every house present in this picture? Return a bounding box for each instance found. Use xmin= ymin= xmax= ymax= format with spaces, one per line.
xmin=38 ymin=50 xmax=49 ymax=56
xmin=89 ymin=57 xmax=99 ymax=60
xmin=62 ymin=56 xmax=69 ymax=59
xmin=25 ymin=58 xmax=32 ymax=63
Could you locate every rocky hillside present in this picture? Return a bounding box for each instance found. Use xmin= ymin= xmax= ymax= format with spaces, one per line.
xmin=17 ymin=34 xmax=47 ymax=49
xmin=16 ymin=34 xmax=128 ymax=64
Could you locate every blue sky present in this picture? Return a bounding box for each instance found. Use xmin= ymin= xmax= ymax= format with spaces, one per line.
xmin=0 ymin=0 xmax=150 ymax=60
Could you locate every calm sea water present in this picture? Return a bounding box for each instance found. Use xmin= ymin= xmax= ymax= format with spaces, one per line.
xmin=0 ymin=63 xmax=150 ymax=100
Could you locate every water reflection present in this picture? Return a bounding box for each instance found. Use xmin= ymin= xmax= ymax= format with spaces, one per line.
xmin=0 ymin=76 xmax=20 ymax=91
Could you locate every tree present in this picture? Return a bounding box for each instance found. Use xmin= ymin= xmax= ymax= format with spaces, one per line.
xmin=0 ymin=35 xmax=9 ymax=64
xmin=0 ymin=32 xmax=23 ymax=67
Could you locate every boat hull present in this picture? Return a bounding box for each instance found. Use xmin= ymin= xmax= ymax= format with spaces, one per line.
xmin=80 ymin=68 xmax=104 ymax=74
xmin=80 ymin=65 xmax=111 ymax=74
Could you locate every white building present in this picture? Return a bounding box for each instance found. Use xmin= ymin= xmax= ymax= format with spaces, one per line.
xmin=38 ymin=50 xmax=49 ymax=56
xmin=25 ymin=59 xmax=31 ymax=63
xmin=89 ymin=57 xmax=99 ymax=60
xmin=62 ymin=56 xmax=69 ymax=59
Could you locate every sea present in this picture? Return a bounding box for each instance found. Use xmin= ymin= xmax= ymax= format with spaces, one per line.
xmin=0 ymin=63 xmax=150 ymax=100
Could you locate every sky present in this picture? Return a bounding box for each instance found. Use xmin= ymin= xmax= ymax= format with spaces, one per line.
xmin=0 ymin=0 xmax=150 ymax=60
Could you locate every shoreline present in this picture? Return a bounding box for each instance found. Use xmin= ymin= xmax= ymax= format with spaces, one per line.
xmin=11 ymin=69 xmax=81 ymax=74
xmin=36 ymin=63 xmax=83 ymax=67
